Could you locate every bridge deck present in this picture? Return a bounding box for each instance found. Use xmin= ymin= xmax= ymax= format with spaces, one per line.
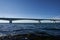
xmin=0 ymin=18 xmax=60 ymax=23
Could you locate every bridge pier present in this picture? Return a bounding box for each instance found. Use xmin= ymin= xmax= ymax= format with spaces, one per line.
xmin=38 ymin=20 xmax=41 ymax=23
xmin=9 ymin=20 xmax=12 ymax=23
xmin=53 ymin=20 xmax=56 ymax=23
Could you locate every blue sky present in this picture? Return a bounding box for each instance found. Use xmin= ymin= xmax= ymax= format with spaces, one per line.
xmin=0 ymin=0 xmax=60 ymax=19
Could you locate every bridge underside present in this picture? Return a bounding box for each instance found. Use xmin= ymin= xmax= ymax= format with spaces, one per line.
xmin=0 ymin=18 xmax=60 ymax=23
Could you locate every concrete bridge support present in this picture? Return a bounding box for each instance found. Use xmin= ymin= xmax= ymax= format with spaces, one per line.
xmin=9 ymin=20 xmax=12 ymax=23
xmin=38 ymin=20 xmax=41 ymax=23
xmin=53 ymin=20 xmax=56 ymax=23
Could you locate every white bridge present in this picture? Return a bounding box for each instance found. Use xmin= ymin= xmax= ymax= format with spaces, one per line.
xmin=0 ymin=18 xmax=60 ymax=23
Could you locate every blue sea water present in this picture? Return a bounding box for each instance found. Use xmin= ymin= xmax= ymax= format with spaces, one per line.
xmin=0 ymin=23 xmax=60 ymax=37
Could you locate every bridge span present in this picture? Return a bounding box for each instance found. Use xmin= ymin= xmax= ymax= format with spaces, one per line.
xmin=0 ymin=18 xmax=60 ymax=23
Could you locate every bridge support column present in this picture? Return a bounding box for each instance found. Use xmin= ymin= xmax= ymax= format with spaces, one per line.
xmin=9 ymin=20 xmax=12 ymax=23
xmin=53 ymin=20 xmax=56 ymax=23
xmin=38 ymin=20 xmax=41 ymax=23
